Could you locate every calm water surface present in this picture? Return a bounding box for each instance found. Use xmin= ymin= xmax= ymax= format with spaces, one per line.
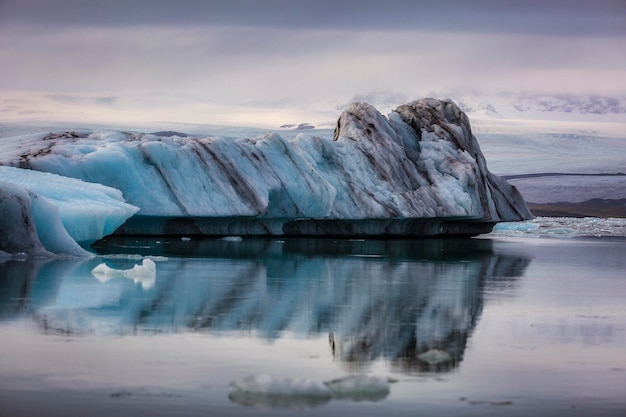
xmin=1 ymin=237 xmax=625 ymax=416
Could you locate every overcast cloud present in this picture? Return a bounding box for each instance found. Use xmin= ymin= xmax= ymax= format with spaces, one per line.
xmin=3 ymin=0 xmax=625 ymax=35
xmin=1 ymin=0 xmax=625 ymax=127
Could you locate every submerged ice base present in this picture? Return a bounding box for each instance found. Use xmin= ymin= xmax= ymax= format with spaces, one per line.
xmin=117 ymin=215 xmax=496 ymax=237
xmin=0 ymin=99 xmax=531 ymax=246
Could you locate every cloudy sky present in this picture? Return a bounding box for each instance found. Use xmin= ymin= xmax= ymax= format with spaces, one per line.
xmin=1 ymin=0 xmax=625 ymax=127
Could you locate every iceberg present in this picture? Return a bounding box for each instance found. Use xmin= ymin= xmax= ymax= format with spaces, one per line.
xmin=0 ymin=99 xmax=531 ymax=238
xmin=0 ymin=166 xmax=138 ymax=256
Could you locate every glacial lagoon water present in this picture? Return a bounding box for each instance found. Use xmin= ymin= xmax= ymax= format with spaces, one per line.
xmin=1 ymin=236 xmax=625 ymax=416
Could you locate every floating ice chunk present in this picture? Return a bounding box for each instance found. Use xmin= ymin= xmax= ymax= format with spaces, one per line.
xmin=228 ymin=374 xmax=394 ymax=409
xmin=418 ymin=349 xmax=452 ymax=365
xmin=229 ymin=389 xmax=331 ymax=410
xmin=91 ymin=258 xmax=157 ymax=290
xmin=324 ymin=375 xmax=391 ymax=402
xmin=229 ymin=374 xmax=330 ymax=396
xmin=228 ymin=374 xmax=331 ymax=410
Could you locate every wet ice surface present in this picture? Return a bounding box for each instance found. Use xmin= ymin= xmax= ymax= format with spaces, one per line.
xmin=1 ymin=237 xmax=625 ymax=416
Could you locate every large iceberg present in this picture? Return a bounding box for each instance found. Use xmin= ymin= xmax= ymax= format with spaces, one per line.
xmin=0 ymin=99 xmax=531 ymax=240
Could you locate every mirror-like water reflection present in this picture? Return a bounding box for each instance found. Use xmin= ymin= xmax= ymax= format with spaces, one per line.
xmin=0 ymin=238 xmax=529 ymax=374
xmin=1 ymin=237 xmax=625 ymax=416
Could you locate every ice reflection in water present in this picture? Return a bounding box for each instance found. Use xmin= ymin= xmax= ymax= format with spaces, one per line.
xmin=2 ymin=237 xmax=626 ymax=416
xmin=0 ymin=238 xmax=529 ymax=377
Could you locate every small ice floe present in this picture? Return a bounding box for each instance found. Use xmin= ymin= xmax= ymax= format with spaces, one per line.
xmin=181 ymin=236 xmax=192 ymax=241
xmin=91 ymin=258 xmax=156 ymax=290
xmin=228 ymin=374 xmax=393 ymax=410
xmin=418 ymin=349 xmax=452 ymax=365
xmin=229 ymin=374 xmax=330 ymax=396
xmin=220 ymin=236 xmax=243 ymax=242
xmin=228 ymin=374 xmax=331 ymax=410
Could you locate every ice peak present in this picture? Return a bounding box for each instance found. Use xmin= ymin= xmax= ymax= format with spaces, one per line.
xmin=394 ymin=98 xmax=472 ymax=148
xmin=333 ymin=101 xmax=391 ymax=142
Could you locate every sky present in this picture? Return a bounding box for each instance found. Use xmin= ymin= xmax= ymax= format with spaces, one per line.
xmin=1 ymin=0 xmax=625 ymax=127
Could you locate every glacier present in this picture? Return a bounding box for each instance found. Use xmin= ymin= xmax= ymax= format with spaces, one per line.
xmin=0 ymin=99 xmax=531 ymax=249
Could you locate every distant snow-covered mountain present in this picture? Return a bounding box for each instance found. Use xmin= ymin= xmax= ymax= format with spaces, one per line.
xmin=440 ymin=92 xmax=626 ymax=125
xmin=455 ymin=102 xmax=503 ymax=119
xmin=510 ymin=93 xmax=626 ymax=115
